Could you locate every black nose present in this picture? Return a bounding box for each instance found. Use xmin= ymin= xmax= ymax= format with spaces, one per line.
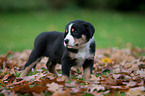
xmin=65 ymin=39 xmax=69 ymax=44
xmin=75 ymin=44 xmax=79 ymax=46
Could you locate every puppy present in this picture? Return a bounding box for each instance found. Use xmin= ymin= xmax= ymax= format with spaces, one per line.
xmin=20 ymin=20 xmax=95 ymax=80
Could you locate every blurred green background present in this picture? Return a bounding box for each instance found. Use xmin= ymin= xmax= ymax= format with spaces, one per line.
xmin=0 ymin=0 xmax=145 ymax=54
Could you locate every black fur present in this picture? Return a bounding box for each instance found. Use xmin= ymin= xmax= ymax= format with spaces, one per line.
xmin=24 ymin=20 xmax=96 ymax=78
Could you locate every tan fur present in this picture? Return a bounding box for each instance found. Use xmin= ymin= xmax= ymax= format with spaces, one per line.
xmin=61 ymin=75 xmax=69 ymax=81
xmin=75 ymin=35 xmax=86 ymax=46
xmin=20 ymin=58 xmax=41 ymax=77
xmin=61 ymin=69 xmax=71 ymax=81
xmin=87 ymin=54 xmax=94 ymax=60
xmin=83 ymin=67 xmax=91 ymax=80
xmin=69 ymin=52 xmax=76 ymax=59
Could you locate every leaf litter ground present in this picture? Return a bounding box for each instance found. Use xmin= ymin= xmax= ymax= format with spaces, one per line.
xmin=0 ymin=48 xmax=145 ymax=96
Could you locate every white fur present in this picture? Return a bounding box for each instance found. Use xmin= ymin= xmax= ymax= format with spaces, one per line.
xmin=64 ymin=23 xmax=75 ymax=47
xmin=64 ymin=23 xmax=94 ymax=67
xmin=75 ymin=37 xmax=94 ymax=67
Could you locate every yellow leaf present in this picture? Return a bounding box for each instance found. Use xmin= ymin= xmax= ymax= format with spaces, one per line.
xmin=101 ymin=57 xmax=112 ymax=63
xmin=0 ymin=79 xmax=5 ymax=86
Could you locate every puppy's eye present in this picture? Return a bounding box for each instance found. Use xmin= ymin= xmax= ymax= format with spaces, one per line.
xmin=73 ymin=31 xmax=77 ymax=34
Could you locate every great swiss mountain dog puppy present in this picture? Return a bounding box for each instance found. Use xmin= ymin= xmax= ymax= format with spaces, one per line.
xmin=20 ymin=20 xmax=95 ymax=80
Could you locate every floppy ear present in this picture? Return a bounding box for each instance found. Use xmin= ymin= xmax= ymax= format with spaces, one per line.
xmin=84 ymin=23 xmax=95 ymax=39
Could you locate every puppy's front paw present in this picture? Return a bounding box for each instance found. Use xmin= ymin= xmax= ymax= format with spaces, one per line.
xmin=83 ymin=68 xmax=91 ymax=81
xmin=57 ymin=75 xmax=69 ymax=81
xmin=62 ymin=75 xmax=69 ymax=81
xmin=84 ymin=76 xmax=91 ymax=81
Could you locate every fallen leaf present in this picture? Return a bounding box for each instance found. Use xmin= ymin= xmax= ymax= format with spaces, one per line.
xmin=126 ymin=86 xmax=145 ymax=96
xmin=112 ymin=74 xmax=121 ymax=80
xmin=105 ymin=73 xmax=117 ymax=86
xmin=52 ymin=88 xmax=70 ymax=96
xmin=0 ymin=79 xmax=5 ymax=86
xmin=90 ymin=74 xmax=100 ymax=81
xmin=126 ymin=81 xmax=137 ymax=87
xmin=11 ymin=82 xmax=47 ymax=94
xmin=2 ymin=74 xmax=10 ymax=81
xmin=101 ymin=57 xmax=112 ymax=63
xmin=0 ymin=90 xmax=10 ymax=96
xmin=6 ymin=80 xmax=25 ymax=87
xmin=88 ymin=84 xmax=105 ymax=92
xmin=0 ymin=48 xmax=145 ymax=95
xmin=71 ymin=87 xmax=81 ymax=93
xmin=47 ymin=82 xmax=63 ymax=93
xmin=32 ymin=92 xmax=45 ymax=96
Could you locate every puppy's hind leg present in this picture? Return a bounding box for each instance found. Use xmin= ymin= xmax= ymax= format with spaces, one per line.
xmin=31 ymin=58 xmax=41 ymax=72
xmin=46 ymin=60 xmax=58 ymax=75
xmin=20 ymin=49 xmax=42 ymax=77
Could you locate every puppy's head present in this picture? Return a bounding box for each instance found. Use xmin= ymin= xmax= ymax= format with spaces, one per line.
xmin=64 ymin=20 xmax=95 ymax=48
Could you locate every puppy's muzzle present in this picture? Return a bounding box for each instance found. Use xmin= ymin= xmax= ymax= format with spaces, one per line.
xmin=64 ymin=39 xmax=69 ymax=44
xmin=64 ymin=39 xmax=79 ymax=48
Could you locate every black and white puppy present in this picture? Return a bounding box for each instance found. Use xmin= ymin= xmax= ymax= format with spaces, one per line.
xmin=20 ymin=20 xmax=95 ymax=80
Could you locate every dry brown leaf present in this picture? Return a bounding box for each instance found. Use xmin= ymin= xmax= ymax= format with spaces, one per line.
xmin=105 ymin=73 xmax=117 ymax=85
xmin=32 ymin=92 xmax=45 ymax=96
xmin=126 ymin=81 xmax=137 ymax=87
xmin=2 ymin=74 xmax=10 ymax=81
xmin=0 ymin=90 xmax=10 ymax=96
xmin=112 ymin=74 xmax=121 ymax=80
xmin=52 ymin=88 xmax=70 ymax=96
xmin=11 ymin=82 xmax=47 ymax=94
xmin=65 ymin=80 xmax=78 ymax=88
xmin=138 ymin=80 xmax=144 ymax=86
xmin=3 ymin=68 xmax=9 ymax=73
xmin=90 ymin=74 xmax=100 ymax=81
xmin=6 ymin=79 xmax=25 ymax=87
xmin=71 ymin=87 xmax=81 ymax=93
xmin=126 ymin=86 xmax=145 ymax=96
xmin=0 ymin=48 xmax=145 ymax=95
xmin=88 ymin=84 xmax=105 ymax=92
xmin=22 ymin=73 xmax=45 ymax=82
xmin=10 ymin=91 xmax=18 ymax=96
xmin=90 ymin=91 xmax=104 ymax=96
xmin=111 ymin=86 xmax=129 ymax=91
xmin=136 ymin=70 xmax=145 ymax=77
xmin=47 ymin=82 xmax=63 ymax=93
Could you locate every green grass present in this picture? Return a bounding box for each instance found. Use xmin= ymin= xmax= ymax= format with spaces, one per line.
xmin=0 ymin=10 xmax=145 ymax=54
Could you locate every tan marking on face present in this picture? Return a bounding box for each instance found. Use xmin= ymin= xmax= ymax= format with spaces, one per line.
xmin=72 ymin=28 xmax=75 ymax=32
xmin=83 ymin=67 xmax=91 ymax=80
xmin=75 ymin=35 xmax=87 ymax=46
xmin=66 ymin=29 xmax=68 ymax=33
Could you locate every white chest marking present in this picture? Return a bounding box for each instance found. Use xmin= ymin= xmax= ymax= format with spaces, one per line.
xmin=74 ymin=38 xmax=94 ymax=67
xmin=75 ymin=48 xmax=90 ymax=67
